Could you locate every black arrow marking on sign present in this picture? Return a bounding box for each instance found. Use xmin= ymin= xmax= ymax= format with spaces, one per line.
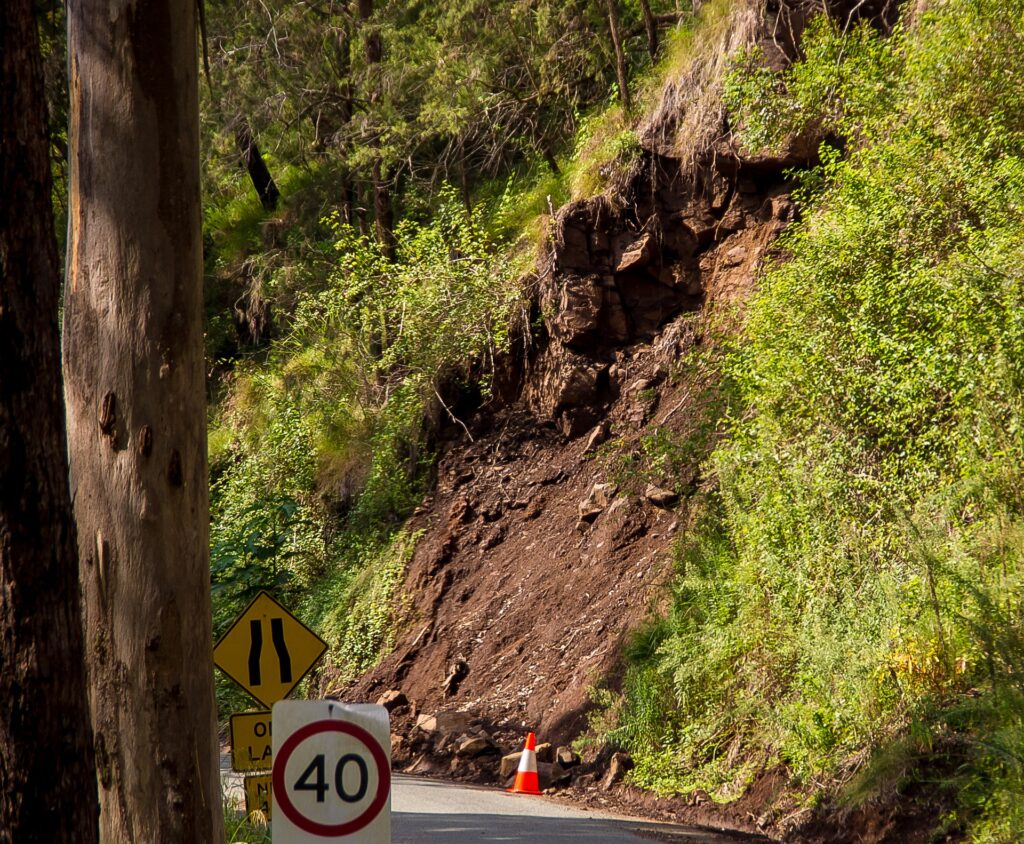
xmin=270 ymin=617 xmax=292 ymax=683
xmin=248 ymin=619 xmax=263 ymax=686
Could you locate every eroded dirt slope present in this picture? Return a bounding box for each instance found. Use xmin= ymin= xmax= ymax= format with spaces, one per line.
xmin=324 ymin=4 xmax=921 ymax=840
xmin=339 ymin=144 xmax=797 ymax=743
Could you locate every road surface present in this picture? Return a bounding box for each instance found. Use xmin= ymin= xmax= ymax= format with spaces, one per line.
xmin=222 ymin=757 xmax=752 ymax=843
xmin=390 ymin=775 xmax=748 ymax=843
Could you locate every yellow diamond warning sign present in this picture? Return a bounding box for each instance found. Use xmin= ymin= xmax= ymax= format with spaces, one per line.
xmin=230 ymin=710 xmax=273 ymax=773
xmin=214 ymin=591 xmax=327 ymax=709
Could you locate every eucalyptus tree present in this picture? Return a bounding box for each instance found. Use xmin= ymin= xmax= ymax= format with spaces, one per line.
xmin=64 ymin=0 xmax=224 ymax=839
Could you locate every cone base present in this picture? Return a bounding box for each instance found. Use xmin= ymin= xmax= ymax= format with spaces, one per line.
xmin=509 ymin=771 xmax=542 ymax=795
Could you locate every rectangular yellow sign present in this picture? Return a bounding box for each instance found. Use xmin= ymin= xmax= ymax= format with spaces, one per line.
xmin=244 ymin=773 xmax=273 ymax=822
xmin=230 ymin=710 xmax=273 ymax=773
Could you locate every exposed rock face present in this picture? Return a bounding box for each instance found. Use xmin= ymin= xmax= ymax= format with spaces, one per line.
xmin=345 ymin=148 xmax=801 ymax=749
xmin=523 ymin=150 xmax=798 ymax=437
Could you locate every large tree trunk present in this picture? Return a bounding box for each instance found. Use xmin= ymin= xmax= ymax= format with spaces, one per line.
xmin=0 ymin=3 xmax=99 ymax=841
xmin=333 ymin=5 xmax=356 ymax=225
xmin=64 ymin=1 xmax=224 ymax=841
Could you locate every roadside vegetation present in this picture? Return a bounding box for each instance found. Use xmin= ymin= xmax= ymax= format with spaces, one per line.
xmin=605 ymin=3 xmax=1024 ymax=839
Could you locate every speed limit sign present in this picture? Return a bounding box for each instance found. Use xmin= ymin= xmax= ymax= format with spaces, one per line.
xmin=272 ymin=701 xmax=391 ymax=842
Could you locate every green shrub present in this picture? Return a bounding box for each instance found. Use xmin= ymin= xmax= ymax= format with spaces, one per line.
xmin=612 ymin=2 xmax=1024 ymax=835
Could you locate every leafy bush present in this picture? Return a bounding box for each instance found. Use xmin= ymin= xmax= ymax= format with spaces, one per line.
xmin=612 ymin=3 xmax=1024 ymax=836
xmin=208 ymin=188 xmax=522 ymax=715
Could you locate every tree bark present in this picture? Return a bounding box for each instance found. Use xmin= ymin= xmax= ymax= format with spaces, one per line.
xmin=358 ymin=0 xmax=396 ymax=259
xmin=64 ymin=1 xmax=224 ymax=841
xmin=333 ymin=9 xmax=356 ymax=225
xmin=235 ymin=119 xmax=280 ymax=211
xmin=604 ymin=0 xmax=632 ymax=112
xmin=0 ymin=3 xmax=99 ymax=841
xmin=639 ymin=0 xmax=658 ymax=59
xmin=372 ymin=159 xmax=396 ymax=259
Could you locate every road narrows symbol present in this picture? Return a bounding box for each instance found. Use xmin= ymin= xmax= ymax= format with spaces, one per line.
xmin=271 ymin=617 xmax=292 ymax=682
xmin=248 ymin=619 xmax=263 ymax=686
xmin=246 ymin=617 xmax=295 ymax=687
xmin=213 ymin=591 xmax=328 ymax=709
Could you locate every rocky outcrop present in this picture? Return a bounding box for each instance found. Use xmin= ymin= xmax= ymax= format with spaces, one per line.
xmin=523 ymin=150 xmax=799 ymax=436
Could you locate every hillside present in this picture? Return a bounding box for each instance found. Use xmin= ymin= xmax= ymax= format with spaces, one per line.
xmin=201 ymin=0 xmax=1024 ymax=841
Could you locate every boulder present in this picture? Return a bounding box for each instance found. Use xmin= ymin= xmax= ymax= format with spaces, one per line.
xmin=602 ymin=752 xmax=634 ymax=789
xmin=552 ymin=274 xmax=604 ymax=348
xmin=722 ymin=245 xmax=747 ymax=267
xmin=376 ymin=690 xmax=408 ymax=712
xmin=500 ymin=751 xmax=523 ymax=779
xmin=556 ymin=746 xmax=580 ymax=768
xmin=415 ymin=711 xmax=473 ymax=736
xmin=442 ymin=657 xmax=469 ymax=697
xmin=456 ymin=735 xmax=498 ymax=758
xmin=578 ymin=482 xmax=618 ymax=524
xmin=644 ymin=484 xmax=679 ymax=508
xmin=582 ymin=422 xmax=610 ymax=455
xmin=535 ymin=742 xmax=554 ymax=764
xmin=617 ymin=232 xmax=656 ymax=273
xmin=504 ymin=761 xmax=570 ymax=790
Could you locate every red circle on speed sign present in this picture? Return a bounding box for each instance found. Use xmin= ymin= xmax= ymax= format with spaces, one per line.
xmin=273 ymin=719 xmax=391 ymax=836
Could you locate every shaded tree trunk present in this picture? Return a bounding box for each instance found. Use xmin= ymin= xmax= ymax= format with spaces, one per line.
xmin=64 ymin=1 xmax=224 ymax=841
xmin=235 ymin=119 xmax=280 ymax=211
xmin=604 ymin=0 xmax=632 ymax=112
xmin=334 ymin=9 xmax=356 ymax=225
xmin=639 ymin=0 xmax=658 ymax=59
xmin=372 ymin=159 xmax=396 ymax=259
xmin=0 ymin=3 xmax=99 ymax=841
xmin=358 ymin=0 xmax=396 ymax=259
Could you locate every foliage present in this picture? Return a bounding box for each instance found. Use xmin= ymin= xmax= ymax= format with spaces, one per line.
xmin=208 ymin=188 xmax=522 ymax=714
xmin=200 ymin=0 xmax=683 ymax=198
xmin=314 ymin=528 xmax=422 ymax=682
xmin=610 ymin=2 xmax=1024 ymax=836
xmin=223 ymin=800 xmax=271 ymax=844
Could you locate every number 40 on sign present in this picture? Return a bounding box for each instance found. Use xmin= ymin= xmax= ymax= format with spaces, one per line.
xmin=272 ymin=701 xmax=391 ymax=843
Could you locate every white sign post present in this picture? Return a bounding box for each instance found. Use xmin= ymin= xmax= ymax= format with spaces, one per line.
xmin=272 ymin=701 xmax=391 ymax=843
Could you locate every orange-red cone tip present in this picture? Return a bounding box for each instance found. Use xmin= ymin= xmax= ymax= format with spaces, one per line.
xmin=509 ymin=732 xmax=543 ymax=795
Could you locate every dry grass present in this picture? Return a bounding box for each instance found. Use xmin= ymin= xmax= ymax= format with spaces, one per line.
xmin=638 ymin=0 xmax=763 ymax=169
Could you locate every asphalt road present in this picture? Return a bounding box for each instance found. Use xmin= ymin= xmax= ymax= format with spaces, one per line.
xmin=390 ymin=775 xmax=746 ymax=843
xmin=222 ymin=759 xmax=749 ymax=843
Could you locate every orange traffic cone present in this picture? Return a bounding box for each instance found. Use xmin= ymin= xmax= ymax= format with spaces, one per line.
xmin=508 ymin=732 xmax=543 ymax=795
